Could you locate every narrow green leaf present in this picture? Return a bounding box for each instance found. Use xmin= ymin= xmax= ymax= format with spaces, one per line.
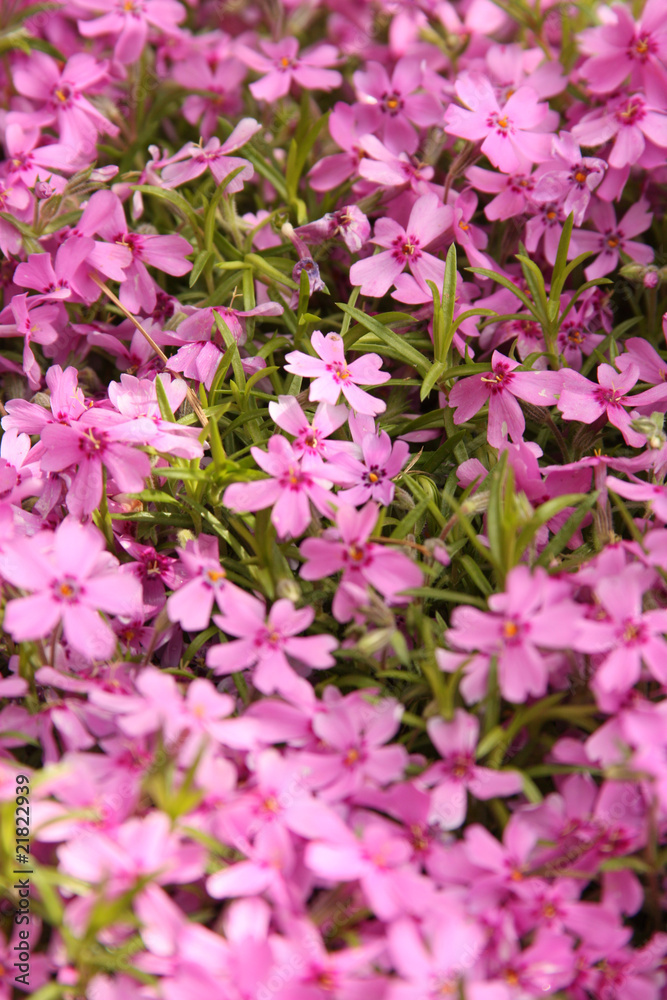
xmin=420 ymin=360 xmax=447 ymax=401
xmin=466 ymin=266 xmax=536 ymax=315
xmin=549 ymin=212 xmax=574 ymax=304
xmin=338 ymin=303 xmax=431 ymax=377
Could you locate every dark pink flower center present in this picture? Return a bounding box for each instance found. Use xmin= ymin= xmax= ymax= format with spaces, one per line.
xmin=364 ymin=465 xmax=384 ymax=486
xmin=115 ymin=231 xmax=143 ymax=258
xmin=629 ymin=33 xmax=656 ymax=62
xmin=79 ymin=428 xmax=107 ymax=455
xmin=381 ymin=91 xmax=404 ymax=115
xmin=391 ymin=233 xmax=422 ymax=263
xmin=53 ymin=576 xmax=79 ymax=603
xmin=593 ymin=385 xmax=624 ymax=408
xmin=500 ymin=618 xmax=523 ymax=644
xmin=615 ymin=97 xmax=645 ymax=126
xmin=344 ymin=542 xmax=371 ymax=567
xmin=618 ymin=618 xmax=647 ymax=645
xmin=281 ymin=465 xmax=311 ymax=490
xmin=487 ymin=112 xmax=514 ymax=136
xmin=509 ymin=174 xmax=534 ymax=193
xmin=446 ymin=751 xmax=474 ymax=780
xmin=325 ymin=361 xmax=353 ymax=383
xmin=52 ymin=84 xmax=73 ymax=107
xmin=259 ymin=627 xmax=284 ymax=649
xmin=570 ymin=163 xmax=594 ymax=187
xmin=481 ymin=362 xmax=514 ymax=395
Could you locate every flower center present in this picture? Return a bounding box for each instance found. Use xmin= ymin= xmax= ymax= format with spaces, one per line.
xmin=488 ymin=112 xmax=512 ymax=135
xmin=348 ymin=543 xmax=366 ymax=563
xmin=502 ymin=620 xmax=520 ymax=640
xmin=54 ymin=578 xmax=79 ymax=602
xmin=54 ymin=85 xmax=71 ymax=104
xmin=206 ymin=568 xmax=226 ymax=583
xmin=606 ymin=235 xmax=620 ymax=248
xmin=280 ymin=56 xmax=292 ymax=68
xmin=79 ymin=428 xmax=107 ymax=455
xmin=382 ymin=91 xmax=403 ymax=115
xmin=616 ymin=97 xmax=645 ymax=125
xmin=344 ymin=747 xmax=360 ymax=767
xmin=574 ymin=169 xmax=588 ymax=184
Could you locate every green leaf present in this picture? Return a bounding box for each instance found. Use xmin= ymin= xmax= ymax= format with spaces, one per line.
xmin=549 ymin=212 xmax=574 ymax=305
xmin=516 ymin=252 xmax=549 ymax=324
xmin=154 ymin=374 xmax=176 ymax=422
xmin=339 ymin=304 xmax=431 ymax=376
xmin=189 ymin=249 xmax=215 ymax=287
xmin=132 ymin=184 xmax=203 ymax=245
xmin=515 ymin=493 xmax=590 ymax=560
xmin=466 ymin=266 xmax=536 ymax=316
xmin=420 ymin=360 xmax=447 ymax=401
xmin=440 ymin=243 xmax=458 ymax=358
xmin=535 ymin=492 xmax=599 ymax=567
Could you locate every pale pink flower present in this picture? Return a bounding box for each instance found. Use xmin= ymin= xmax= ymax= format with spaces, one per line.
xmin=0 ymin=518 xmax=141 ymax=661
xmin=284 ymin=330 xmax=390 ymax=416
xmin=349 ymin=193 xmax=452 ymax=299
xmin=352 ymin=56 xmax=442 ymax=148
xmin=238 ymin=37 xmax=342 ymax=101
xmin=573 ymin=199 xmax=654 ymax=280
xmin=160 ymin=118 xmax=261 ymax=191
xmin=76 ymin=0 xmax=186 ymax=65
xmin=268 ymin=395 xmax=352 ymax=463
xmin=445 ymin=73 xmax=553 ymax=174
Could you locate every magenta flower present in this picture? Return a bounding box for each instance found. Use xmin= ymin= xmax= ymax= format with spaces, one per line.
xmin=223 ymin=434 xmax=337 ymax=539
xmin=573 ymin=564 xmax=667 ymax=695
xmin=14 ymin=239 xmax=103 ymax=305
xmin=295 ymin=205 xmax=371 ymax=254
xmin=10 ymin=52 xmax=118 ymax=151
xmin=0 ymin=292 xmax=60 ymax=389
xmin=0 ymin=518 xmax=141 ymax=660
xmin=349 ymin=193 xmax=451 ymax=299
xmin=573 ymin=199 xmax=653 ymax=280
xmin=387 ymin=911 xmax=485 ymax=1000
xmin=422 ymin=710 xmax=523 ymax=830
xmin=160 ymin=118 xmax=261 ymax=191
xmin=467 ymin=164 xmax=537 ymax=221
xmin=207 ymin=595 xmax=338 ymax=700
xmin=4 ymin=122 xmax=78 ymax=188
xmin=571 ymin=93 xmax=667 ymax=170
xmin=83 ymin=190 xmax=193 ymax=314
xmin=358 ymin=133 xmax=436 ymax=194
xmin=308 ymin=101 xmax=379 ymax=192
xmin=444 ymin=73 xmax=553 ymax=174
xmin=449 ymin=351 xmax=562 ymax=448
xmin=438 ymin=566 xmax=585 ymax=703
xmin=578 ymin=0 xmax=667 ymax=102
xmin=532 ymin=132 xmax=607 ymax=226
xmin=299 ymin=502 xmax=423 ymax=622
xmin=238 ymin=37 xmax=342 ymax=101
xmin=39 ymin=408 xmax=154 ymax=517
xmin=606 ymin=474 xmax=667 ymax=523
xmin=166 ymin=534 xmax=253 ymax=632
xmin=173 ymin=56 xmax=246 ymax=141
xmin=352 ymin=56 xmax=442 ymax=148
xmin=333 ymin=429 xmax=409 ymax=506
xmin=284 ymin=330 xmax=390 ymax=417
xmin=107 ymin=373 xmax=204 ymax=459
xmin=77 ymin=0 xmax=186 ymax=65
xmin=557 ymin=362 xmax=667 ymax=447
xmin=268 ymin=395 xmax=352 ymax=463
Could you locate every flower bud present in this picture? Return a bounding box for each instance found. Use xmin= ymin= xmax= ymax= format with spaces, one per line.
xmin=34 ymin=180 xmax=55 ymax=199
xmin=276 ymin=578 xmax=302 ymax=603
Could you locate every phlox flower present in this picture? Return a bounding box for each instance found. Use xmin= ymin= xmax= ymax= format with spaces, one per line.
xmin=0 ymin=518 xmax=141 ymax=661
xmin=386 ymin=910 xmax=487 ymax=1000
xmin=284 ymin=330 xmax=390 ymax=417
xmin=438 ymin=565 xmax=585 ymax=703
xmin=80 ymin=190 xmax=193 ymax=314
xmin=4 ymin=122 xmax=78 ymax=188
xmin=39 ymin=408 xmax=154 ymax=517
xmin=76 ymin=0 xmax=186 ymax=65
xmin=166 ymin=534 xmax=254 ymax=632
xmin=349 ymin=192 xmax=452 ymax=299
xmin=532 ymin=132 xmax=607 ymax=226
xmin=0 ymin=292 xmax=60 ymax=389
xmin=2 ymin=364 xmax=86 ymax=435
xmin=448 ymin=351 xmax=562 ymax=448
xmin=308 ymin=101 xmax=380 ymax=192
xmin=421 ymin=710 xmax=523 ymax=830
xmin=118 ymin=535 xmax=182 ymax=608
xmin=160 ymin=118 xmax=261 ymax=191
xmin=571 ymin=93 xmax=667 ymax=170
xmin=333 ymin=428 xmax=409 ymax=506
xmin=299 ymin=502 xmax=423 ymax=622
xmin=352 ymin=56 xmax=442 ymax=149
xmin=172 ymin=55 xmax=246 ymax=141
xmin=444 ymin=73 xmax=553 ymax=174
xmin=223 ymin=435 xmax=337 ymax=539
xmin=573 ymin=199 xmax=654 ymax=280
xmin=107 ymin=372 xmax=204 ymax=459
xmin=13 ymin=239 xmax=108 ymax=306
xmin=207 ymin=822 xmax=297 ymax=907
xmin=238 ymin=37 xmax=342 ymax=101
xmin=357 ymin=133 xmax=436 ymax=194
xmin=573 ymin=564 xmax=667 ymax=696
xmin=297 ymin=687 xmax=408 ymax=802
xmin=466 ymin=164 xmax=537 ymax=221
xmin=268 ymin=395 xmax=353 ymax=463
xmin=10 ymin=52 xmax=119 ymax=151
xmin=295 ymin=206 xmax=371 ymax=254
xmin=578 ymin=0 xmax=667 ymax=103
xmin=208 ymin=595 xmax=338 ymax=701
xmin=556 ymin=362 xmax=667 ymax=447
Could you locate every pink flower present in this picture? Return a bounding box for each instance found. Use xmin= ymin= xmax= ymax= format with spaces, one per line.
xmin=160 ymin=118 xmax=261 ymax=191
xmin=10 ymin=52 xmax=118 ymax=151
xmin=77 ymin=0 xmax=186 ymax=65
xmin=166 ymin=534 xmax=253 ymax=632
xmin=422 ymin=710 xmax=523 ymax=829
xmin=352 ymin=56 xmax=442 ymax=148
xmin=449 ymin=351 xmax=562 ymax=448
xmin=438 ymin=566 xmax=585 ymax=703
xmin=82 ymin=190 xmax=193 ymax=314
xmin=238 ymin=37 xmax=342 ymax=101
xmin=268 ymin=395 xmax=352 ymax=463
xmin=207 ymin=595 xmax=337 ymax=700
xmin=573 ymin=564 xmax=667 ymax=695
xmin=295 ymin=206 xmax=371 ymax=254
xmin=333 ymin=429 xmax=409 ymax=506
xmin=532 ymin=132 xmax=607 ymax=226
xmin=173 ymin=55 xmax=246 ymax=141
xmin=39 ymin=408 xmax=154 ymax=516
xmin=223 ymin=435 xmax=337 ymax=539
xmin=556 ymin=362 xmax=667 ymax=447
xmin=445 ymin=73 xmax=553 ymax=174
xmin=107 ymin=372 xmax=204 ymax=458
xmin=0 ymin=292 xmax=60 ymax=389
xmin=284 ymin=330 xmax=390 ymax=417
xmin=578 ymin=0 xmax=667 ymax=103
xmin=357 ymin=133 xmax=436 ymax=194
xmin=299 ymin=502 xmax=423 ymax=622
xmin=571 ymin=93 xmax=667 ymax=170
xmin=573 ymin=199 xmax=654 ymax=280
xmin=349 ymin=193 xmax=452 ymax=299
xmin=308 ymin=101 xmax=379 ymax=192
xmin=387 ymin=911 xmax=486 ymax=1000
xmin=467 ymin=164 xmax=537 ymax=221
xmin=0 ymin=518 xmax=141 ymax=660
